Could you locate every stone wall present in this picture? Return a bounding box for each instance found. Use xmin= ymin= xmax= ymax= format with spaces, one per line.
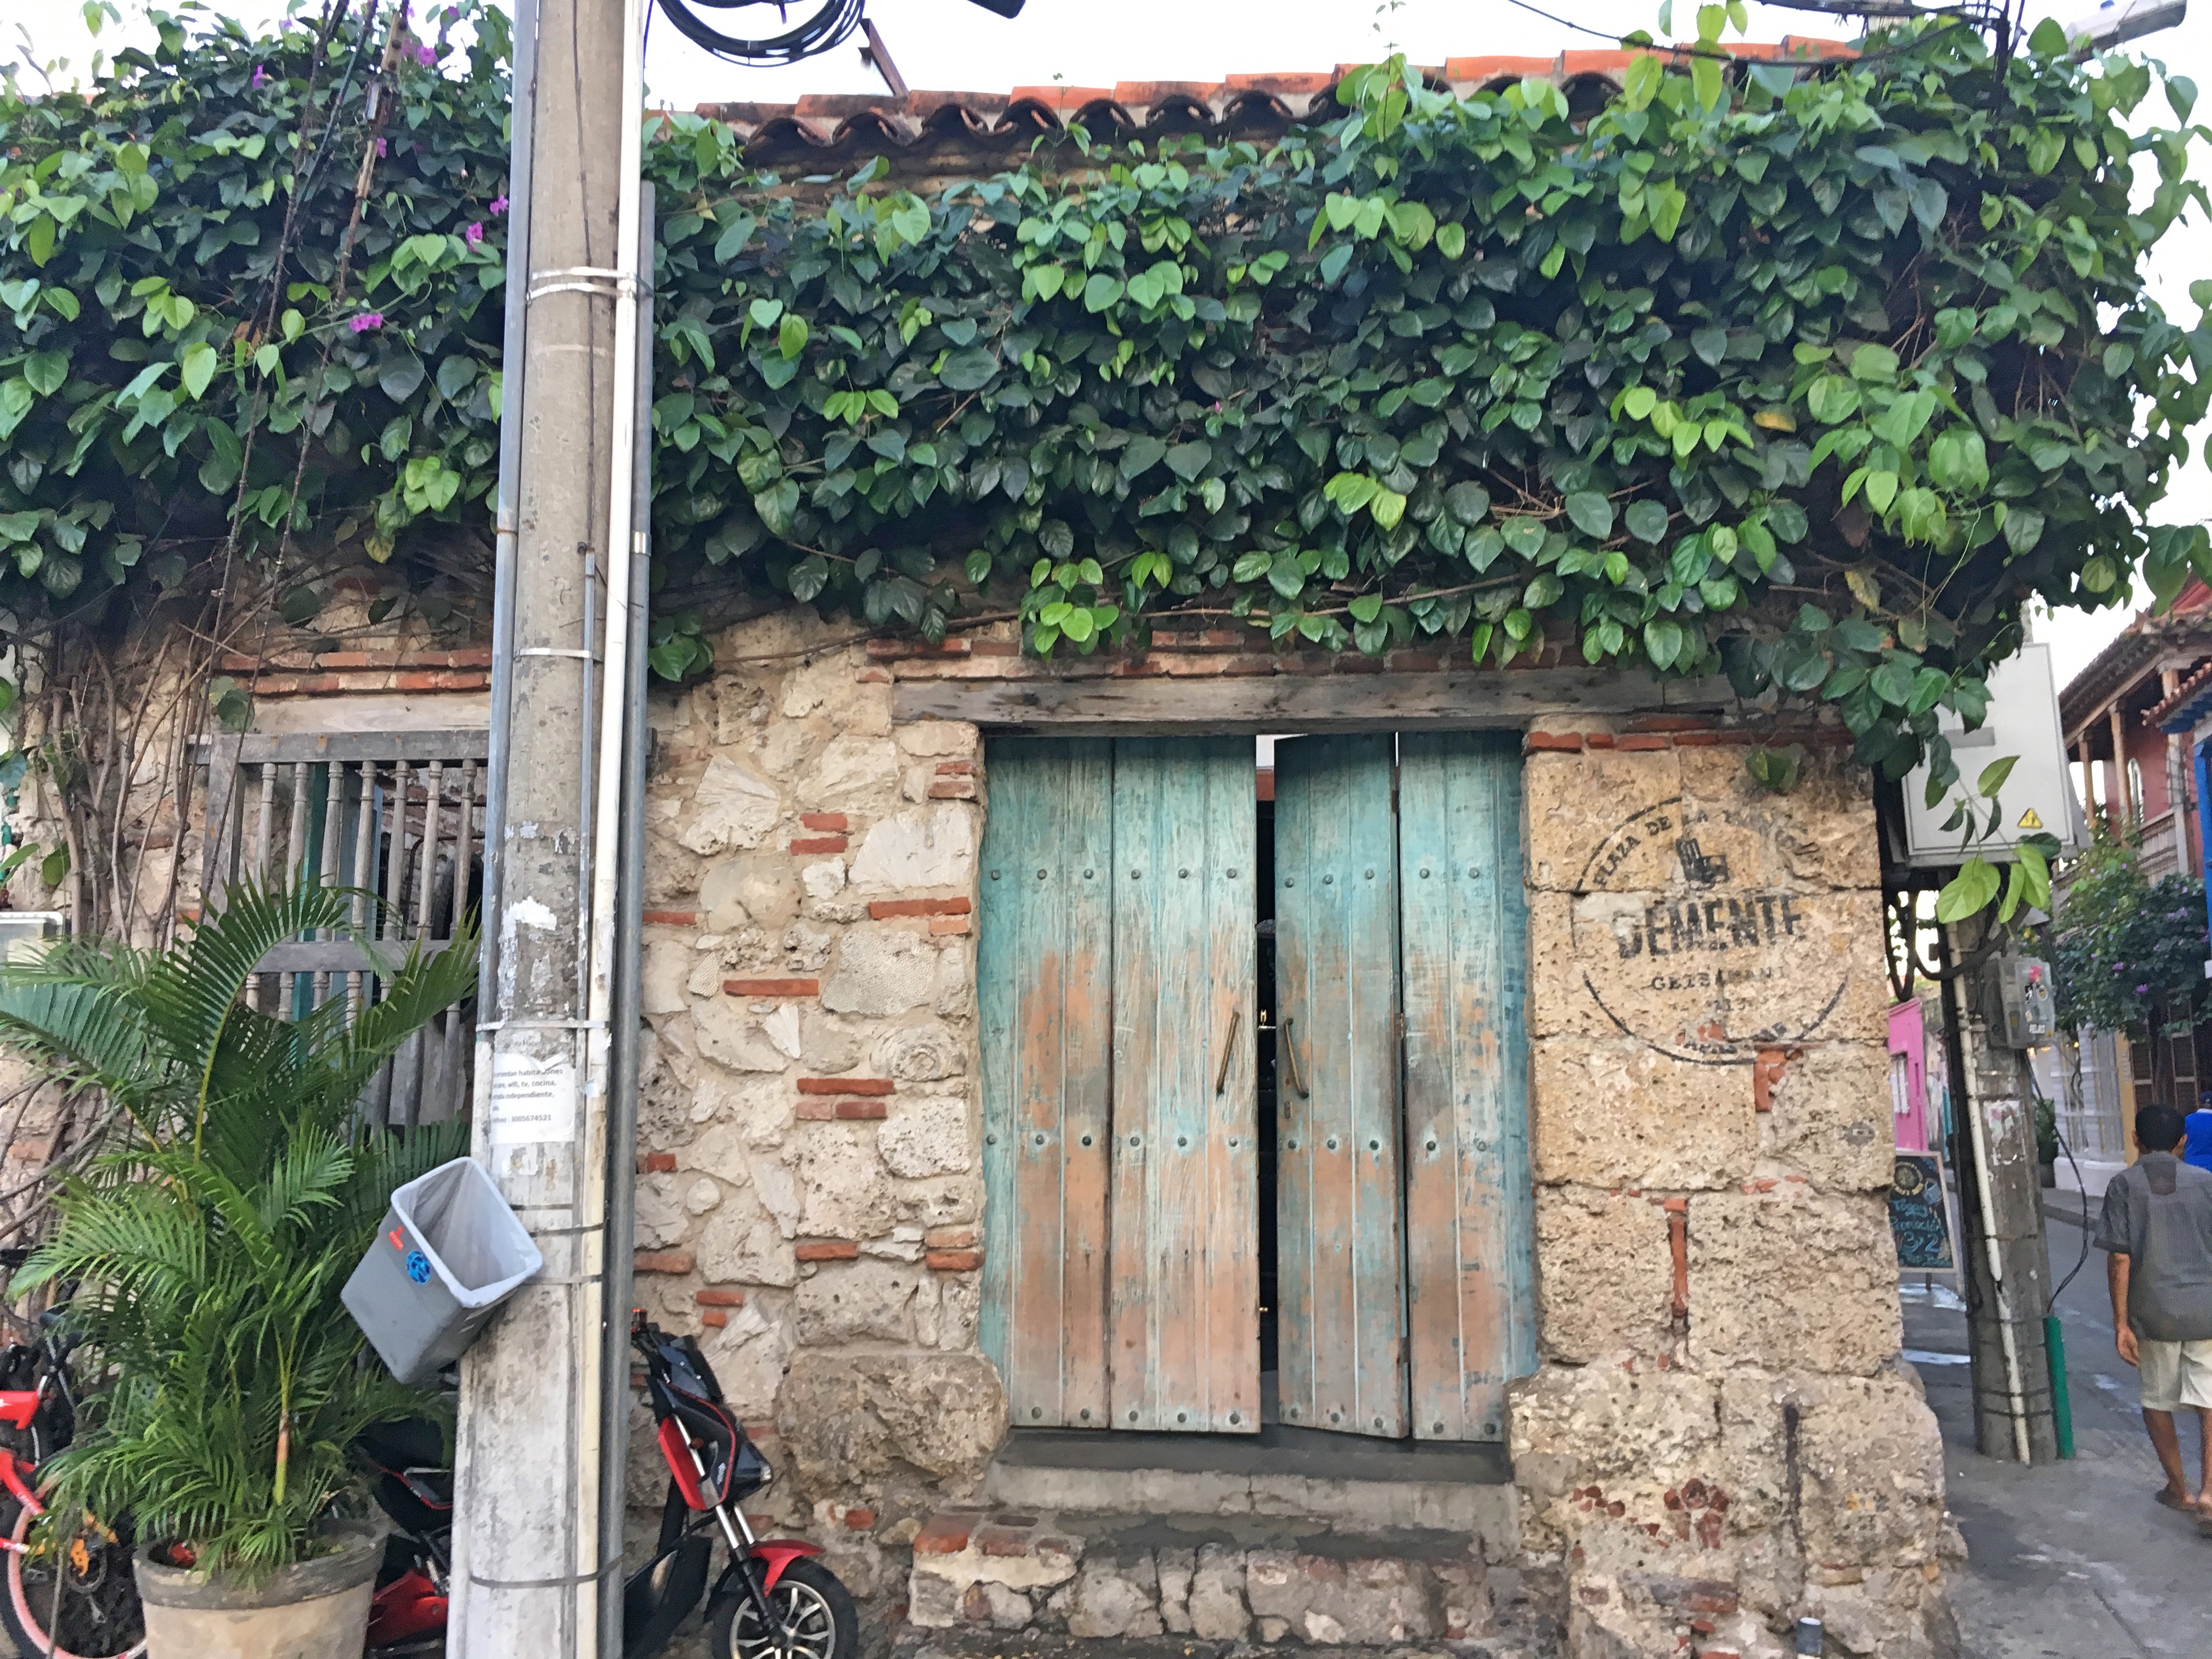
xmin=625 ymin=611 xmax=1005 ymax=1593
xmin=631 ymin=617 xmax=1957 ymax=1653
xmin=1514 ymin=729 xmax=1958 ymax=1659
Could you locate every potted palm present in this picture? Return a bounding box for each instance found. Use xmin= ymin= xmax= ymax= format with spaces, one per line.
xmin=0 ymin=880 xmax=479 ymax=1658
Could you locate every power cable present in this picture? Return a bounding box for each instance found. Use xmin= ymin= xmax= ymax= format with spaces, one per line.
xmin=2047 ymin=1122 xmax=2094 ymax=1308
xmin=656 ymin=0 xmax=1021 ymax=70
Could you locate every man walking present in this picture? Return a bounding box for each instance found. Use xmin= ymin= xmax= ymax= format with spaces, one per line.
xmin=2097 ymin=1101 xmax=2212 ymax=1520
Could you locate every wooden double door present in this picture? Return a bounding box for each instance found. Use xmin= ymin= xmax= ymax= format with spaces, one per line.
xmin=977 ymin=733 xmax=1532 ymax=1442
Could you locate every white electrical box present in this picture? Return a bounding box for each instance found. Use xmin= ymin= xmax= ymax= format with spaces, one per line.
xmin=0 ymin=912 xmax=65 ymax=966
xmin=1985 ymin=954 xmax=2057 ymax=1049
xmin=1900 ymin=642 xmax=2086 ymax=867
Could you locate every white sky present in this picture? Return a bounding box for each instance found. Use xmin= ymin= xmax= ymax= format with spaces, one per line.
xmin=13 ymin=0 xmax=2208 ymax=694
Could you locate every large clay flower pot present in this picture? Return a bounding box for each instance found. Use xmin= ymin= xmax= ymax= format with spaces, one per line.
xmin=133 ymin=1519 xmax=385 ymax=1659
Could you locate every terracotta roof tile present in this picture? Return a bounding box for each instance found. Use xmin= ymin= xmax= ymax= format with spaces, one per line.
xmin=692 ymin=38 xmax=1852 ymax=172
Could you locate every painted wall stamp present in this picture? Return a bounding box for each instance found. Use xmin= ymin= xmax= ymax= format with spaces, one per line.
xmin=1571 ymin=795 xmax=1850 ymax=1065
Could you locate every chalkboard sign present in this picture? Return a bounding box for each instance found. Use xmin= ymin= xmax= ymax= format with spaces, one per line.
xmin=1889 ymin=1153 xmax=1956 ymax=1273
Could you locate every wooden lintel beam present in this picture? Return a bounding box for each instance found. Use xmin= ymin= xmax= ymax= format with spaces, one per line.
xmin=892 ymin=668 xmax=1736 ymax=735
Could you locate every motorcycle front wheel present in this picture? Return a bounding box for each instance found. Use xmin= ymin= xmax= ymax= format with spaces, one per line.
xmin=0 ymin=1496 xmax=145 ymax=1659
xmin=709 ymin=1556 xmax=857 ymax=1659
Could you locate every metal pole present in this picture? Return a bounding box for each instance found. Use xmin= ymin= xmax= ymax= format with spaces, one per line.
xmin=452 ymin=0 xmax=640 ymax=1641
xmin=597 ymin=182 xmax=654 ymax=1659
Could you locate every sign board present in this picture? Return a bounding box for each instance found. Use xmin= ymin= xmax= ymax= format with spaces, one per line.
xmin=484 ymin=1049 xmax=577 ymax=1146
xmin=1888 ymin=1153 xmax=1957 ymax=1273
xmin=1900 ymin=642 xmax=2086 ymax=866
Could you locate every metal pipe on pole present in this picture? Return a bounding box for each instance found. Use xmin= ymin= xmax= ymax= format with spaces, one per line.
xmin=453 ymin=0 xmax=645 ymax=1643
xmin=599 ymin=181 xmax=655 ymax=1659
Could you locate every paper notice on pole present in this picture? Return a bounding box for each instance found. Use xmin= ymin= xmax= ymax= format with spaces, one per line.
xmin=486 ymin=1050 xmax=577 ymax=1146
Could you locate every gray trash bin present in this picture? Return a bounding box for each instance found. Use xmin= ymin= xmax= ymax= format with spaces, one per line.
xmin=343 ymin=1156 xmax=543 ymax=1385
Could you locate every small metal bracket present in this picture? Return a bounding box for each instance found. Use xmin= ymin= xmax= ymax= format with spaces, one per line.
xmin=525 ymin=265 xmax=652 ymax=305
xmin=469 ymin=1558 xmax=623 ymax=1590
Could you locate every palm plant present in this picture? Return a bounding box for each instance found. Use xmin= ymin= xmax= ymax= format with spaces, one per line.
xmin=0 ymin=879 xmax=479 ymax=1578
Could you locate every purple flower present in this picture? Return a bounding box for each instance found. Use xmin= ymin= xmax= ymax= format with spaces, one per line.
xmin=2138 ymin=983 xmax=2151 ymax=995
xmin=251 ymin=63 xmax=267 ymax=89
xmin=349 ymin=312 xmax=385 ymax=334
xmin=488 ymin=194 xmax=508 ymax=217
xmin=415 ymin=43 xmax=436 ymax=66
xmin=376 ymin=137 xmax=388 ymax=158
xmin=464 ymin=221 xmax=484 ymax=246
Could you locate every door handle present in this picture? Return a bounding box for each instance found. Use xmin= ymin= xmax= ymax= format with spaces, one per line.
xmin=1282 ymin=1016 xmax=1311 ymax=1099
xmin=1215 ymin=1010 xmax=1242 ymax=1096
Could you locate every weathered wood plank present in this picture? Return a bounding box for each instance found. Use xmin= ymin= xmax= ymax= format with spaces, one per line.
xmin=1109 ymin=738 xmax=1258 ymax=1434
xmin=1273 ymin=736 xmax=1408 ymax=1438
xmin=977 ymin=738 xmax=1114 ymax=1429
xmin=191 ymin=729 xmax=491 ymax=764
xmin=895 ymin=669 xmax=1733 ymax=735
xmin=1398 ymin=732 xmax=1535 ymax=1442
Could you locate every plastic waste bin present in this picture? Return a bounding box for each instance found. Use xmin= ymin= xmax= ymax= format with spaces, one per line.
xmin=343 ymin=1156 xmax=543 ymax=1384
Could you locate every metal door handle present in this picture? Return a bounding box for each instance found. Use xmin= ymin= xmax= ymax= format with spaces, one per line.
xmin=1282 ymin=1017 xmax=1310 ymax=1099
xmin=1215 ymin=1010 xmax=1242 ymax=1096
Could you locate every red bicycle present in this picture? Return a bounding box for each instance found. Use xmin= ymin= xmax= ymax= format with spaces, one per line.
xmin=0 ymin=1307 xmax=143 ymax=1659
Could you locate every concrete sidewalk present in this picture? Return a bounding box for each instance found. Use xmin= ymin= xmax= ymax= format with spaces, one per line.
xmin=1909 ymin=1206 xmax=2212 ymax=1658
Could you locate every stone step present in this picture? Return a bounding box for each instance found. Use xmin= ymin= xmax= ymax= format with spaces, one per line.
xmin=906 ymin=1505 xmax=1556 ymax=1652
xmin=981 ymin=1430 xmax=1519 ymax=1550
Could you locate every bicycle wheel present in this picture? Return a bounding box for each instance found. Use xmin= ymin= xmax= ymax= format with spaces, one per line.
xmin=0 ymin=1496 xmax=145 ymax=1659
xmin=709 ymin=1556 xmax=856 ymax=1659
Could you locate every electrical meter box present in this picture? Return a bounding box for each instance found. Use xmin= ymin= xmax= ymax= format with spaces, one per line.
xmin=0 ymin=913 xmax=64 ymax=966
xmin=1984 ymin=954 xmax=2056 ymax=1048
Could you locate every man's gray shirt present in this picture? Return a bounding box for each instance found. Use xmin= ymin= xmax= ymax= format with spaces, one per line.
xmin=2095 ymin=1152 xmax=2212 ymax=1343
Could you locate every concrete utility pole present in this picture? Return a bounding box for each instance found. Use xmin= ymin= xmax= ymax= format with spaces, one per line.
xmin=1940 ymin=916 xmax=2059 ymax=1464
xmin=450 ymin=0 xmax=646 ymax=1646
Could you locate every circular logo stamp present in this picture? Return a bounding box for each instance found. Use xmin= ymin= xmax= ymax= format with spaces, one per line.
xmin=1568 ymin=795 xmax=1850 ymax=1065
xmin=404 ymin=1249 xmax=433 ymax=1285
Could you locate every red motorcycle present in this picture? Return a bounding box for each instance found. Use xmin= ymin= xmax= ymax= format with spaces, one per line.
xmin=366 ymin=1312 xmax=857 ymax=1659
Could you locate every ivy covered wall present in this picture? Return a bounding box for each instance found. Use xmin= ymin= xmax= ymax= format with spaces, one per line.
xmin=3 ymin=4 xmax=2210 ymax=868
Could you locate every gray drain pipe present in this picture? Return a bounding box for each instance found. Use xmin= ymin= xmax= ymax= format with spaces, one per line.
xmin=596 ymin=181 xmax=654 ymax=1659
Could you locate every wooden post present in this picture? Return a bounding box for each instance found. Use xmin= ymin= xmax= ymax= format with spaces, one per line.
xmin=2111 ymin=703 xmax=2134 ymax=828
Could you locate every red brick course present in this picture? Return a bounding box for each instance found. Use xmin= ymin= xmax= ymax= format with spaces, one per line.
xmin=789 ymin=836 xmax=849 ymax=854
xmin=640 ymin=1152 xmax=678 ymax=1173
xmin=696 ymin=1288 xmax=746 ymax=1307
xmin=868 ymin=898 xmax=971 ymax=919
xmin=799 ymin=812 xmax=849 ymax=831
xmin=798 ymin=1076 xmax=894 ymax=1094
xmin=635 ymin=1251 xmax=695 ymax=1274
xmin=642 ymin=909 xmax=698 ymax=926
xmin=795 ymin=1239 xmax=859 ymax=1262
xmin=925 ymin=1248 xmax=983 ymax=1273
xmin=724 ymin=978 xmax=819 ymax=997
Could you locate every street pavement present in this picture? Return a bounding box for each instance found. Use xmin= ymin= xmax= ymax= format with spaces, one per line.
xmin=1912 ymin=1202 xmax=2212 ymax=1658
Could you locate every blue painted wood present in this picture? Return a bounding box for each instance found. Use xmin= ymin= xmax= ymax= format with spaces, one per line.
xmin=1108 ymin=737 xmax=1259 ymax=1433
xmin=1397 ymin=732 xmax=1535 ymax=1441
xmin=1272 ymin=736 xmax=1408 ymax=1438
xmin=977 ymin=738 xmax=1115 ymax=1429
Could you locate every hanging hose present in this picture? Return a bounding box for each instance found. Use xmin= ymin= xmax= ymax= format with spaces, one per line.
xmin=2042 ymin=1124 xmax=2094 ymax=1461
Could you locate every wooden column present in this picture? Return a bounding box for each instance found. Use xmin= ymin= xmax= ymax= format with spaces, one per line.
xmin=2111 ymin=704 xmax=2134 ymax=827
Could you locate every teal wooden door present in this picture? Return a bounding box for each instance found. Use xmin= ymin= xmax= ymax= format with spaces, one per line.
xmin=1109 ymin=738 xmax=1260 ymax=1432
xmin=1397 ymin=732 xmax=1534 ymax=1441
xmin=1272 ymin=736 xmax=1409 ymax=1438
xmin=977 ymin=739 xmax=1115 ymax=1429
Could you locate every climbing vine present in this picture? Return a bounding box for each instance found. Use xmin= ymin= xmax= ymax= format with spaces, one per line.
xmin=3 ymin=2 xmax=2211 ymax=912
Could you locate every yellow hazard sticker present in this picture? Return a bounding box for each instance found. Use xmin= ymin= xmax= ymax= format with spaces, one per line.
xmin=2017 ymin=807 xmax=2043 ymax=830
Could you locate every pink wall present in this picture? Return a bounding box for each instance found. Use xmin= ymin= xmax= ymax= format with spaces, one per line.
xmin=1888 ymin=999 xmax=1928 ymax=1153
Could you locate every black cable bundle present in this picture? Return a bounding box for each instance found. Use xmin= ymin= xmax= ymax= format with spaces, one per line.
xmin=656 ymin=0 xmax=1023 ymax=70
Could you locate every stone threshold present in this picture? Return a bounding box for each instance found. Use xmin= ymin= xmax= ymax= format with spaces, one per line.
xmin=906 ymin=1505 xmax=1553 ymax=1650
xmin=980 ymin=1432 xmax=1520 ymax=1548
xmin=996 ymin=1425 xmax=1513 ymax=1483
